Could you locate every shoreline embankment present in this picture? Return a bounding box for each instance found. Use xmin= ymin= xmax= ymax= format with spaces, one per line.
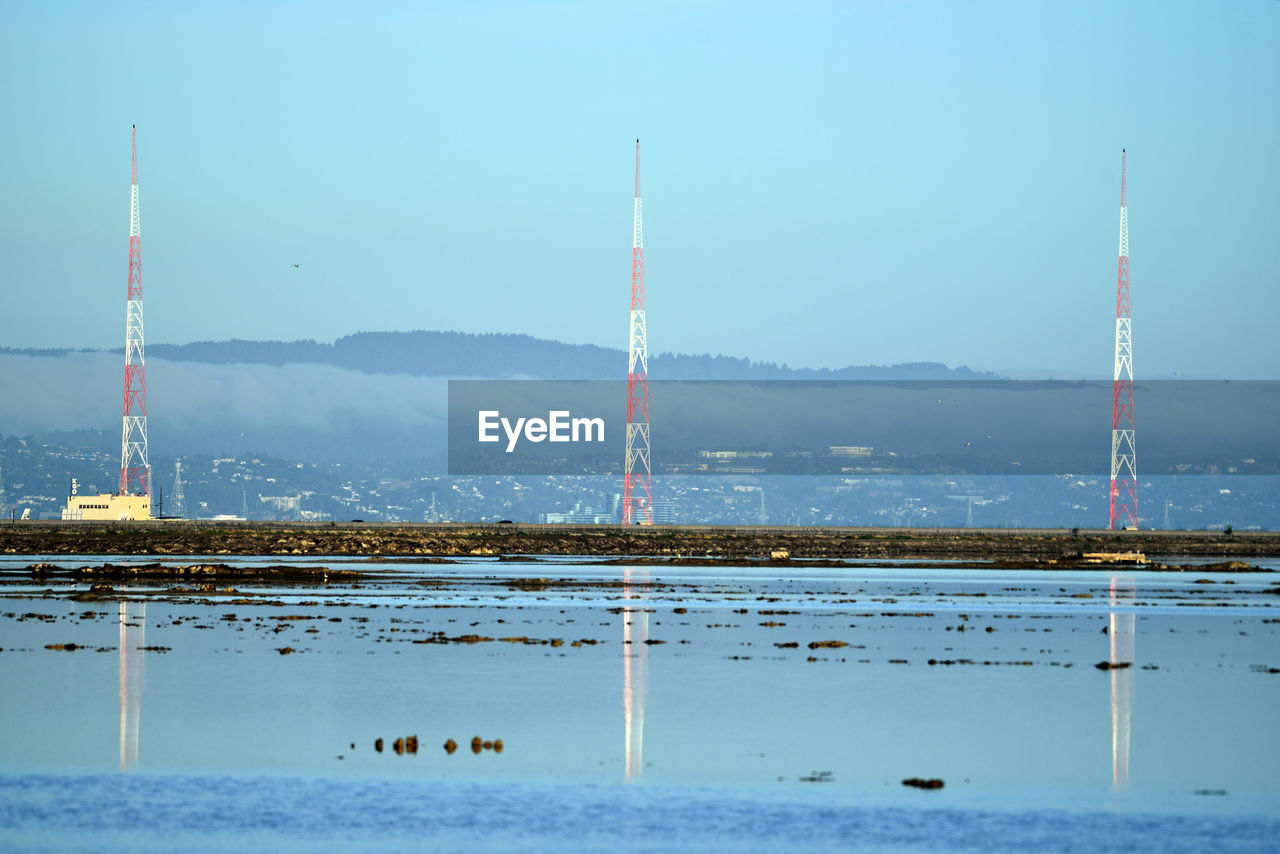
xmin=2 ymin=522 xmax=1277 ymax=565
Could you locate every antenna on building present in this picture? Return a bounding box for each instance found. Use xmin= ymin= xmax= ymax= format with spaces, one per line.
xmin=623 ymin=140 xmax=652 ymax=525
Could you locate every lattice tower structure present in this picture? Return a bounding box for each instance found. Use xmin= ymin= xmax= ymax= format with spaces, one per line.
xmin=1109 ymin=149 xmax=1137 ymax=529
xmin=623 ymin=140 xmax=652 ymax=525
xmin=120 ymin=125 xmax=150 ymax=499
xmin=171 ymin=460 xmax=186 ymax=519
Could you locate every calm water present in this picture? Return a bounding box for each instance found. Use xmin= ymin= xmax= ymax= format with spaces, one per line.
xmin=1 ymin=555 xmax=1278 ymax=851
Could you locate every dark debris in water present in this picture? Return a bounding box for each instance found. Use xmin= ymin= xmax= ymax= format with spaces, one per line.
xmin=370 ymin=735 xmax=502 ymax=756
xmin=903 ymin=777 xmax=945 ymax=790
xmin=928 ymin=658 xmax=1033 ymax=667
xmin=29 ymin=561 xmax=369 ymax=587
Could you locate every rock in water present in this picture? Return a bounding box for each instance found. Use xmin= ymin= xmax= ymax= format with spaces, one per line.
xmin=902 ymin=777 xmax=944 ymax=790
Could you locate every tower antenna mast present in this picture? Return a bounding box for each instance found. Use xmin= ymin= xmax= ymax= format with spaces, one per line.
xmin=623 ymin=140 xmax=652 ymax=525
xmin=1109 ymin=149 xmax=1137 ymax=529
xmin=120 ymin=125 xmax=150 ymax=501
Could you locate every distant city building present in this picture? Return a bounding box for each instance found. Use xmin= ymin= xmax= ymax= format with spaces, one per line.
xmin=650 ymin=501 xmax=679 ymax=525
xmin=260 ymin=495 xmax=303 ymax=518
xmin=828 ymin=446 xmax=873 ymax=457
xmin=542 ymin=502 xmax=614 ymax=524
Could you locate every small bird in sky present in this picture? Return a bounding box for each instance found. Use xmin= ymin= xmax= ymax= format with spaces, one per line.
xmin=291 ymin=263 xmax=301 ymax=268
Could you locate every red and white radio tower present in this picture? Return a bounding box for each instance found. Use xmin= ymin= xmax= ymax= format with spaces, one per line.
xmin=623 ymin=140 xmax=652 ymax=525
xmin=1109 ymin=149 xmax=1136 ymax=529
xmin=120 ymin=125 xmax=150 ymax=500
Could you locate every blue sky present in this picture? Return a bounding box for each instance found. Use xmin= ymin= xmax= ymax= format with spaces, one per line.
xmin=1 ymin=0 xmax=1276 ymax=377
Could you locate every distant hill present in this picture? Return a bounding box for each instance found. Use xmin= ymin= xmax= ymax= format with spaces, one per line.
xmin=1 ymin=331 xmax=1000 ymax=381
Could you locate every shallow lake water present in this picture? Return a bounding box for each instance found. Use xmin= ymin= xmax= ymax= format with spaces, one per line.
xmin=1 ymin=555 xmax=1278 ymax=852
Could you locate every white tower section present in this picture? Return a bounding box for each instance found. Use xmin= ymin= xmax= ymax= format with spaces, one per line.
xmin=629 ymin=193 xmax=648 ymax=378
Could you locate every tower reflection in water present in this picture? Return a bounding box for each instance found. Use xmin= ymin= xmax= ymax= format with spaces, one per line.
xmin=622 ymin=569 xmax=648 ymax=781
xmin=118 ymin=600 xmax=146 ymax=771
xmin=1108 ymin=577 xmax=1135 ymax=789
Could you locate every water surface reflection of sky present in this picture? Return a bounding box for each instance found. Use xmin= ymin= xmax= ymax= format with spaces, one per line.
xmin=0 ymin=559 xmax=1276 ymax=813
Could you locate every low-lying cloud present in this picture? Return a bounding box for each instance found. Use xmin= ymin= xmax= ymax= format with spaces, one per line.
xmin=0 ymin=353 xmax=450 ymax=461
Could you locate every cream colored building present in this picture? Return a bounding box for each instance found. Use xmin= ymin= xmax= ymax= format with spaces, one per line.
xmin=62 ymin=493 xmax=152 ymax=521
